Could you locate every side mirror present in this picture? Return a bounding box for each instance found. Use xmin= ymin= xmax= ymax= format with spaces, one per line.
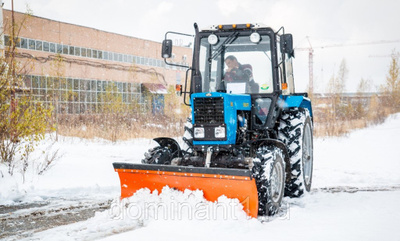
xmin=281 ymin=34 xmax=294 ymax=57
xmin=161 ymin=39 xmax=173 ymax=58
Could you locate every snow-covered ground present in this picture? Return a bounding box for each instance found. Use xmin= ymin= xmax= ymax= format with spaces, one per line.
xmin=1 ymin=114 xmax=400 ymax=240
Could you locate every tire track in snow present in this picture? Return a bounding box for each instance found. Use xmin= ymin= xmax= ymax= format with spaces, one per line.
xmin=0 ymin=199 xmax=112 ymax=240
xmin=313 ymin=185 xmax=400 ymax=193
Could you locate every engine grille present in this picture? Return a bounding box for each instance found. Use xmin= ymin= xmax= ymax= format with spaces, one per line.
xmin=193 ymin=97 xmax=224 ymax=124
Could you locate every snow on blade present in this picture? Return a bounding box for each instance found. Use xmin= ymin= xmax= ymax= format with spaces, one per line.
xmin=110 ymin=187 xmax=249 ymax=222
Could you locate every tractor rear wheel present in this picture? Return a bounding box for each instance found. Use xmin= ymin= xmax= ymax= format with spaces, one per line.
xmin=252 ymin=147 xmax=286 ymax=216
xmin=278 ymin=108 xmax=313 ymax=197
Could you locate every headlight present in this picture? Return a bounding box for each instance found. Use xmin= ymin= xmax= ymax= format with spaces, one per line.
xmin=194 ymin=127 xmax=205 ymax=138
xmin=250 ymin=32 xmax=261 ymax=43
xmin=208 ymin=34 xmax=219 ymax=45
xmin=214 ymin=126 xmax=226 ymax=138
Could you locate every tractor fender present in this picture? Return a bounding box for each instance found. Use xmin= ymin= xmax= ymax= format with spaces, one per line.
xmin=282 ymin=95 xmax=313 ymax=120
xmin=153 ymin=137 xmax=182 ymax=158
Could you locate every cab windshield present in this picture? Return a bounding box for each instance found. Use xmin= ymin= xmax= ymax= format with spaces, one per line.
xmin=198 ymin=33 xmax=273 ymax=94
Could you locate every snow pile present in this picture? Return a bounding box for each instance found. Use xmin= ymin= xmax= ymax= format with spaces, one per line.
xmin=111 ymin=187 xmax=249 ymax=222
xmin=20 ymin=186 xmax=250 ymax=241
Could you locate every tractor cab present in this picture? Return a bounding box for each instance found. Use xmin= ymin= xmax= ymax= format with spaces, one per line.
xmin=163 ymin=23 xmax=295 ymax=97
xmin=162 ymin=23 xmax=296 ymax=134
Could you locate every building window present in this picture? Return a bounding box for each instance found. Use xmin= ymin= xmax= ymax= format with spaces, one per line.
xmin=86 ymin=80 xmax=91 ymax=91
xmin=4 ymin=35 xmax=10 ymax=46
xmin=117 ymin=82 xmax=123 ymax=92
xmin=29 ymin=39 xmax=35 ymax=50
xmin=25 ymin=75 xmax=148 ymax=114
xmin=43 ymin=42 xmax=49 ymax=51
xmin=67 ymin=78 xmax=73 ymax=90
xmin=50 ymin=43 xmax=55 ymax=53
xmin=75 ymin=47 xmax=81 ymax=56
xmin=57 ymin=44 xmax=62 ymax=53
xmin=92 ymin=49 xmax=97 ymax=58
xmin=20 ymin=38 xmax=27 ymax=48
xmin=62 ymin=45 xmax=68 ymax=55
xmin=35 ymin=40 xmax=43 ymax=51
xmin=97 ymin=80 xmax=102 ymax=92
xmin=81 ymin=48 xmax=87 ymax=57
xmin=91 ymin=80 xmax=96 ymax=91
xmin=73 ymin=79 xmax=79 ymax=90
xmin=87 ymin=48 xmax=92 ymax=58
xmin=13 ymin=34 xmax=174 ymax=72
xmin=14 ymin=37 xmax=21 ymax=47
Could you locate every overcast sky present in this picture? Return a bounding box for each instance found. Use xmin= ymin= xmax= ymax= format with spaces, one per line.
xmin=5 ymin=0 xmax=400 ymax=93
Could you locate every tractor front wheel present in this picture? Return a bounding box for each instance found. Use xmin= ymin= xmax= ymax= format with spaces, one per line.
xmin=253 ymin=147 xmax=286 ymax=216
xmin=142 ymin=146 xmax=172 ymax=165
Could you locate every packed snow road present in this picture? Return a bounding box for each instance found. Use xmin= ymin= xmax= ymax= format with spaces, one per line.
xmin=1 ymin=187 xmax=398 ymax=241
xmin=0 ymin=114 xmax=400 ymax=240
xmin=0 ymin=198 xmax=111 ymax=239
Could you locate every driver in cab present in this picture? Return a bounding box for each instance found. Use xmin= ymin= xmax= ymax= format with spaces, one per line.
xmin=224 ymin=55 xmax=253 ymax=82
xmin=223 ymin=55 xmax=258 ymax=93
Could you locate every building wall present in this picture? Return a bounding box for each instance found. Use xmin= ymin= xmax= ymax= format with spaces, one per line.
xmin=3 ymin=9 xmax=192 ymax=86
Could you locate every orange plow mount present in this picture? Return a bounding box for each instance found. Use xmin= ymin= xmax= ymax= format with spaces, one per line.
xmin=113 ymin=163 xmax=259 ymax=218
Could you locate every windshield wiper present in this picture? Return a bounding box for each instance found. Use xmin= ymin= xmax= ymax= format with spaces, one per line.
xmin=209 ymin=32 xmax=239 ymax=61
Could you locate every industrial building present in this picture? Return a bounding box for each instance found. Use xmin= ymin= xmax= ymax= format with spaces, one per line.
xmin=1 ymin=8 xmax=191 ymax=114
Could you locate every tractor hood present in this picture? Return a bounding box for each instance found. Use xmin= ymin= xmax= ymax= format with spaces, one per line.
xmin=191 ymin=92 xmax=251 ymax=145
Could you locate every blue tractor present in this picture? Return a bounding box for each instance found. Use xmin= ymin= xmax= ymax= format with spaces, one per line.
xmin=113 ymin=23 xmax=313 ymax=218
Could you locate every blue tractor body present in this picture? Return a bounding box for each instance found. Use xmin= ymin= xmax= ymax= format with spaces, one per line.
xmin=114 ymin=24 xmax=315 ymax=218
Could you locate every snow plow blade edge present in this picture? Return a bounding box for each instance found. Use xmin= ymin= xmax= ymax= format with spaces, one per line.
xmin=113 ymin=163 xmax=258 ymax=218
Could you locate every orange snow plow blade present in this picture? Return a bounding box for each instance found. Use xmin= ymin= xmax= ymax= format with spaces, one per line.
xmin=113 ymin=163 xmax=259 ymax=218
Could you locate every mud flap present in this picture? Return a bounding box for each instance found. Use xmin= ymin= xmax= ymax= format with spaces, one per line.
xmin=113 ymin=163 xmax=259 ymax=218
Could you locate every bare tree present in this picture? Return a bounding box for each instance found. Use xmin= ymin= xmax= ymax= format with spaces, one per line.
xmin=327 ymin=59 xmax=348 ymax=120
xmin=0 ymin=9 xmax=54 ymax=176
xmin=382 ymin=50 xmax=400 ymax=112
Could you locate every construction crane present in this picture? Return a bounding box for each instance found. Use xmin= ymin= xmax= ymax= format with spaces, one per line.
xmin=295 ymin=38 xmax=400 ymax=94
